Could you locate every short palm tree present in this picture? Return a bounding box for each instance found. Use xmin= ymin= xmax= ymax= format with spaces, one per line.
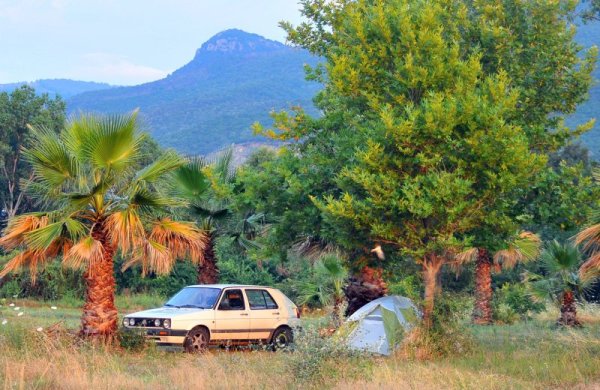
xmin=171 ymin=148 xmax=265 ymax=284
xmin=295 ymin=254 xmax=348 ymax=327
xmin=455 ymin=232 xmax=541 ymax=324
xmin=525 ymin=240 xmax=597 ymax=326
xmin=0 ymin=112 xmax=206 ymax=339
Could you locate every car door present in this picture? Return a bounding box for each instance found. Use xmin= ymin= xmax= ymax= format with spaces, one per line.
xmin=213 ymin=288 xmax=250 ymax=340
xmin=244 ymin=288 xmax=281 ymax=340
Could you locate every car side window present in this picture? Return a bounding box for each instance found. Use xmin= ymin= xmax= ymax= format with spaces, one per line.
xmin=218 ymin=289 xmax=246 ymax=310
xmin=246 ymin=289 xmax=279 ymax=310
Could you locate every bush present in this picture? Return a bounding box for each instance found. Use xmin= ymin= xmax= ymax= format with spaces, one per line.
xmin=289 ymin=325 xmax=369 ymax=383
xmin=401 ymin=293 xmax=474 ymax=360
xmin=118 ymin=328 xmax=147 ymax=351
xmin=492 ymin=283 xmax=545 ymax=324
xmin=0 ymin=259 xmax=85 ymax=300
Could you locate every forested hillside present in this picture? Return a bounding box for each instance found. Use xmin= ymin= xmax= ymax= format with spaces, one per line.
xmin=0 ymin=79 xmax=113 ymax=98
xmin=67 ymin=30 xmax=321 ymax=155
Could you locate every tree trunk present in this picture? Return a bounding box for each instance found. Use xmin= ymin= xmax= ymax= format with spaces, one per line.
xmin=81 ymin=224 xmax=118 ymax=339
xmin=332 ymin=295 xmax=344 ymax=328
xmin=344 ymin=266 xmax=388 ymax=316
xmin=472 ymin=248 xmax=493 ymax=325
xmin=422 ymin=255 xmax=444 ymax=328
xmin=197 ymin=231 xmax=219 ymax=284
xmin=557 ymin=290 xmax=581 ymax=327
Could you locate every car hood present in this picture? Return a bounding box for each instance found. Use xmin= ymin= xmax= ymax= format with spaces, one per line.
xmin=125 ymin=307 xmax=212 ymax=319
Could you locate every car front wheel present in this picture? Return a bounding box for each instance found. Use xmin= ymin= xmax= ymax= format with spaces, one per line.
xmin=184 ymin=327 xmax=209 ymax=353
xmin=271 ymin=327 xmax=293 ymax=351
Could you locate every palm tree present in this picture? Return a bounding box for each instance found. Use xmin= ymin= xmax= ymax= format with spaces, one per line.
xmin=525 ymin=241 xmax=597 ymax=326
xmin=0 ymin=112 xmax=206 ymax=339
xmin=574 ymin=168 xmax=600 ymax=277
xmin=171 ymin=148 xmax=266 ymax=284
xmin=295 ymin=254 xmax=348 ymax=327
xmin=455 ymin=232 xmax=541 ymax=324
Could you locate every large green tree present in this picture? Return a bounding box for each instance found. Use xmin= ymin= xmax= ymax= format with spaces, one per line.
xmin=0 ymin=86 xmax=66 ymax=217
xmin=275 ymin=0 xmax=544 ymax=323
xmin=0 ymin=112 xmax=206 ymax=338
xmin=273 ymin=0 xmax=597 ymax=323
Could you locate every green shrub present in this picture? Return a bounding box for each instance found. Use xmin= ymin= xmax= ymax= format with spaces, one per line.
xmin=118 ymin=327 xmax=147 ymax=351
xmin=492 ymin=283 xmax=545 ymax=324
xmin=402 ymin=293 xmax=474 ymax=359
xmin=289 ymin=325 xmax=369 ymax=383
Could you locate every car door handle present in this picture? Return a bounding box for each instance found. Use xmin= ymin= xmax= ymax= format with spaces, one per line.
xmin=272 ymin=312 xmax=280 ymax=315
xmin=240 ymin=313 xmax=248 ymax=316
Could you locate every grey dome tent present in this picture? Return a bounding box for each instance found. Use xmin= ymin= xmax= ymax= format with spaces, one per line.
xmin=343 ymin=296 xmax=420 ymax=356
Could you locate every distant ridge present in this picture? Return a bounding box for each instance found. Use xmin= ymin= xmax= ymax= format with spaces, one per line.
xmin=0 ymin=79 xmax=114 ymax=99
xmin=67 ymin=29 xmax=321 ymax=155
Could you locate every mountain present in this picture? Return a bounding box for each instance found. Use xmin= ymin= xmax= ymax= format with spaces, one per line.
xmin=571 ymin=20 xmax=600 ymax=158
xmin=67 ymin=29 xmax=321 ymax=155
xmin=0 ymin=79 xmax=113 ymax=99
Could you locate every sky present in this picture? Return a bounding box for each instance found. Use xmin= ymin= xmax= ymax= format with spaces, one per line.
xmin=0 ymin=0 xmax=305 ymax=85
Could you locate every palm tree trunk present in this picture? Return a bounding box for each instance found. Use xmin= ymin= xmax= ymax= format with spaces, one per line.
xmin=197 ymin=231 xmax=219 ymax=284
xmin=332 ymin=295 xmax=344 ymax=328
xmin=81 ymin=224 xmax=118 ymax=339
xmin=558 ymin=290 xmax=581 ymax=327
xmin=422 ymin=254 xmax=444 ymax=328
xmin=473 ymin=248 xmax=493 ymax=325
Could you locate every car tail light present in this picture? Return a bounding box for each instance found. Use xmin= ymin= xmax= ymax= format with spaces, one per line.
xmin=295 ymin=307 xmax=301 ymax=319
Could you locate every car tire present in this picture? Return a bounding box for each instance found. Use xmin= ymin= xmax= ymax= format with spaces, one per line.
xmin=271 ymin=327 xmax=293 ymax=351
xmin=184 ymin=326 xmax=210 ymax=353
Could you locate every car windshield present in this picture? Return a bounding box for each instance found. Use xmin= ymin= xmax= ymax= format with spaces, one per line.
xmin=164 ymin=287 xmax=222 ymax=309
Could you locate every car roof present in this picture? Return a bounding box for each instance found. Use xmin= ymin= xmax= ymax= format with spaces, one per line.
xmin=184 ymin=284 xmax=276 ymax=290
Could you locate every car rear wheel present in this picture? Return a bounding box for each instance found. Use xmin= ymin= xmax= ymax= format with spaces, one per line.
xmin=271 ymin=327 xmax=293 ymax=351
xmin=184 ymin=327 xmax=209 ymax=353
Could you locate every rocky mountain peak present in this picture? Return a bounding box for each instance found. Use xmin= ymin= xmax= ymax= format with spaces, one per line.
xmin=196 ymin=29 xmax=286 ymax=56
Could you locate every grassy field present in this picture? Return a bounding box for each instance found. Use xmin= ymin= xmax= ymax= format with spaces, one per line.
xmin=1 ymin=296 xmax=600 ymax=389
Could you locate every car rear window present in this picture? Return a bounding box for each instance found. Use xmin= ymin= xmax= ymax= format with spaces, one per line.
xmin=246 ymin=289 xmax=279 ymax=310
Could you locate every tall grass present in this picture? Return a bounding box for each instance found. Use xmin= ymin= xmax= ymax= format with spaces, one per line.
xmin=1 ymin=301 xmax=600 ymax=389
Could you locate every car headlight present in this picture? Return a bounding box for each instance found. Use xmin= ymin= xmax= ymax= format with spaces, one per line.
xmin=129 ymin=318 xmax=136 ymax=326
xmin=122 ymin=318 xmax=129 ymax=327
xmin=163 ymin=319 xmax=171 ymax=329
xmin=154 ymin=319 xmax=161 ymax=327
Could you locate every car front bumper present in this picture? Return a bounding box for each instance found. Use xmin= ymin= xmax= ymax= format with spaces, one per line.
xmin=124 ymin=327 xmax=187 ymax=346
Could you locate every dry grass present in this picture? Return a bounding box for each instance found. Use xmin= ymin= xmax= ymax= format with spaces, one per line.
xmin=1 ymin=302 xmax=600 ymax=389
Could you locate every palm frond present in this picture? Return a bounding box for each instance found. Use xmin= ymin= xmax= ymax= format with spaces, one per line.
xmin=133 ymin=149 xmax=185 ymax=185
xmin=169 ymin=158 xmax=210 ymax=199
xmin=24 ymin=221 xmax=66 ymax=251
xmin=574 ymin=224 xmax=600 ymax=253
xmin=22 ymin=125 xmax=77 ymax=189
xmin=210 ymin=146 xmax=236 ymax=183
xmin=494 ymin=231 xmax=541 ymax=269
xmin=0 ymin=214 xmax=49 ymax=250
xmin=105 ymin=208 xmax=145 ymax=254
xmin=73 ymin=111 xmax=143 ymax=172
xmin=62 ymin=236 xmax=105 ymax=270
xmin=148 ymin=219 xmax=207 ymax=265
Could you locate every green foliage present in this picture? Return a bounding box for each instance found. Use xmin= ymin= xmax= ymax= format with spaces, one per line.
xmin=114 ymin=257 xmax=198 ymax=298
xmin=0 ymin=85 xmax=66 ymax=216
xmin=525 ymin=241 xmax=595 ymax=304
xmin=118 ymin=328 xmax=147 ymax=351
xmin=291 ymin=254 xmax=348 ymax=308
xmin=402 ymin=293 xmax=474 ymax=358
xmin=216 ymin=237 xmax=277 ymax=286
xmin=288 ymin=325 xmax=365 ymax=384
xmin=492 ymin=283 xmax=545 ymax=324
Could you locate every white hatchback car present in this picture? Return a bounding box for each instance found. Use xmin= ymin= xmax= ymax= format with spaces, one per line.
xmin=122 ymin=284 xmax=301 ymax=352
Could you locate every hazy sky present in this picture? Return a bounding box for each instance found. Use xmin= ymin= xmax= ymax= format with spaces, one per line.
xmin=0 ymin=0 xmax=305 ymax=85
